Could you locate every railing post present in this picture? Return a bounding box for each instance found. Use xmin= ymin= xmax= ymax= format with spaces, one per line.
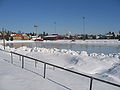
xmin=89 ymin=78 xmax=93 ymax=90
xmin=11 ymin=52 xmax=13 ymax=64
xmin=19 ymin=55 xmax=21 ymax=61
xmin=53 ymin=66 xmax=55 ymax=70
xmin=43 ymin=63 xmax=46 ymax=78
xmin=22 ymin=56 xmax=24 ymax=68
xmin=35 ymin=60 xmax=37 ymax=67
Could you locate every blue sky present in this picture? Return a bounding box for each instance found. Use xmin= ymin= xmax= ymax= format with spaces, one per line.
xmin=0 ymin=0 xmax=120 ymax=34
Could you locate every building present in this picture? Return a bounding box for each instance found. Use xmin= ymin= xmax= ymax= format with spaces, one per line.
xmin=43 ymin=34 xmax=62 ymax=40
xmin=0 ymin=33 xmax=2 ymax=39
xmin=11 ymin=33 xmax=31 ymax=40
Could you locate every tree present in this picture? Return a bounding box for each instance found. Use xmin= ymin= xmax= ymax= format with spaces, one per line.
xmin=5 ymin=36 xmax=9 ymax=41
xmin=10 ymin=36 xmax=13 ymax=41
xmin=112 ymin=32 xmax=115 ymax=39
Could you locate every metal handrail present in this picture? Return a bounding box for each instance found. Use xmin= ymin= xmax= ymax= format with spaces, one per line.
xmin=0 ymin=49 xmax=120 ymax=90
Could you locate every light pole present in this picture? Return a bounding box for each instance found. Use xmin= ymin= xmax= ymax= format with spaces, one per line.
xmin=34 ymin=25 xmax=39 ymax=39
xmin=34 ymin=25 xmax=39 ymax=49
xmin=54 ymin=21 xmax=56 ymax=34
xmin=2 ymin=28 xmax=5 ymax=50
xmin=33 ymin=25 xmax=39 ymax=67
xmin=83 ymin=17 xmax=85 ymax=40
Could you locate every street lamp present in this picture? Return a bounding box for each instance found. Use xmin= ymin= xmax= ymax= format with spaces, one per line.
xmin=33 ymin=25 xmax=39 ymax=49
xmin=54 ymin=21 xmax=56 ymax=34
xmin=83 ymin=17 xmax=85 ymax=40
xmin=34 ymin=25 xmax=39 ymax=39
xmin=2 ymin=28 xmax=5 ymax=50
xmin=33 ymin=25 xmax=39 ymax=67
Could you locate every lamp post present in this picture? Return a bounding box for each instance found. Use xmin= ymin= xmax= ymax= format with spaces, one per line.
xmin=33 ymin=25 xmax=39 ymax=67
xmin=54 ymin=21 xmax=56 ymax=34
xmin=2 ymin=28 xmax=5 ymax=50
xmin=34 ymin=25 xmax=39 ymax=39
xmin=83 ymin=17 xmax=85 ymax=40
xmin=34 ymin=25 xmax=39 ymax=49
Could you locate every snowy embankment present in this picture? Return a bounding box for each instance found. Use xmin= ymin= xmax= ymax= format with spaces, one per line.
xmin=0 ymin=39 xmax=120 ymax=90
xmin=0 ymin=44 xmax=120 ymax=84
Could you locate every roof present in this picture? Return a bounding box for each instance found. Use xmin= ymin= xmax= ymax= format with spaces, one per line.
xmin=44 ymin=34 xmax=61 ymax=38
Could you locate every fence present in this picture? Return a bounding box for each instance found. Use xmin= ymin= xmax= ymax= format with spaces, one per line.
xmin=0 ymin=49 xmax=120 ymax=90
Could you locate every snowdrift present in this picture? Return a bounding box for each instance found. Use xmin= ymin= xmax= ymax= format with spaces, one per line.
xmin=0 ymin=45 xmax=120 ymax=84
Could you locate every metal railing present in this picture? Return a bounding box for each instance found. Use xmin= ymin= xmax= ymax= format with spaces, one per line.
xmin=0 ymin=49 xmax=120 ymax=90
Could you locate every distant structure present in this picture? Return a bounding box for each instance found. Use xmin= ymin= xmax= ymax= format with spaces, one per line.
xmin=43 ymin=34 xmax=62 ymax=40
xmin=11 ymin=33 xmax=31 ymax=40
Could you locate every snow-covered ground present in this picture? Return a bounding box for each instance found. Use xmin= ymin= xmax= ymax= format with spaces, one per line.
xmin=0 ymin=40 xmax=120 ymax=90
xmin=0 ymin=39 xmax=120 ymax=45
xmin=43 ymin=39 xmax=120 ymax=45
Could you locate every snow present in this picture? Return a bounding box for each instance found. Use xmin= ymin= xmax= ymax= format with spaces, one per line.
xmin=0 ymin=40 xmax=120 ymax=90
xmin=43 ymin=39 xmax=120 ymax=45
xmin=0 ymin=39 xmax=120 ymax=45
xmin=0 ymin=60 xmax=69 ymax=90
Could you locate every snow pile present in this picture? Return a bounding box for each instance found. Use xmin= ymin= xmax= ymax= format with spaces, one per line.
xmin=107 ymin=63 xmax=120 ymax=82
xmin=97 ymin=63 xmax=120 ymax=84
xmin=0 ymin=45 xmax=120 ymax=84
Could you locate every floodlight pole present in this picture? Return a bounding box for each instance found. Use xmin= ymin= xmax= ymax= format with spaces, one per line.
xmin=34 ymin=25 xmax=39 ymax=39
xmin=34 ymin=25 xmax=39 ymax=67
xmin=83 ymin=17 xmax=85 ymax=40
xmin=34 ymin=25 xmax=39 ymax=49
xmin=54 ymin=21 xmax=56 ymax=34
xmin=2 ymin=28 xmax=5 ymax=50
